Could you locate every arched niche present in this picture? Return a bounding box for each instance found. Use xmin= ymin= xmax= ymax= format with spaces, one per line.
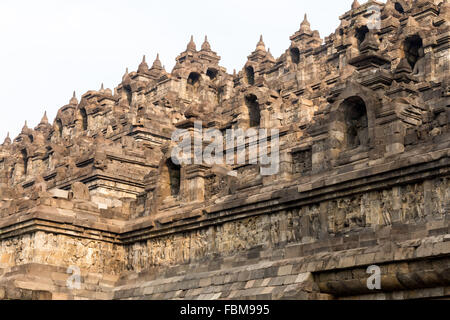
xmin=290 ymin=47 xmax=300 ymax=64
xmin=245 ymin=66 xmax=255 ymax=86
xmin=403 ymin=35 xmax=424 ymax=69
xmin=355 ymin=26 xmax=369 ymax=47
xmin=245 ymin=94 xmax=261 ymax=128
xmin=160 ymin=158 xmax=181 ymax=200
xmin=187 ymin=72 xmax=200 ymax=85
xmin=21 ymin=149 xmax=28 ymax=176
xmin=206 ymin=68 xmax=218 ymax=80
xmin=395 ymin=2 xmax=405 ymax=14
xmin=79 ymin=108 xmax=88 ymax=131
xmin=328 ymin=84 xmax=379 ymax=161
xmin=55 ymin=119 xmax=63 ymax=138
xmin=124 ymin=86 xmax=132 ymax=106
xmin=187 ymin=72 xmax=201 ymax=95
xmin=341 ymin=97 xmax=369 ymax=150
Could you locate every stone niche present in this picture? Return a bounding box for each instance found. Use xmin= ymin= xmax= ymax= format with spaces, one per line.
xmin=324 ymin=83 xmax=380 ymax=167
xmin=291 ymin=146 xmax=312 ymax=176
xmin=330 ymin=95 xmax=372 ymax=161
xmin=154 ymin=158 xmax=183 ymax=207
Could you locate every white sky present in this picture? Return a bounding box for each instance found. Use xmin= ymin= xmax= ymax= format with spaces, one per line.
xmin=0 ymin=0 xmax=361 ymax=140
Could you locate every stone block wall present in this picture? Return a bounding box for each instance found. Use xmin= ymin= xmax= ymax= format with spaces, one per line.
xmin=0 ymin=0 xmax=449 ymax=300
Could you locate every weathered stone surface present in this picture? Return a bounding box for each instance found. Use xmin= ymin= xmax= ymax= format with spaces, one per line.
xmin=71 ymin=182 xmax=91 ymax=201
xmin=0 ymin=0 xmax=449 ymax=300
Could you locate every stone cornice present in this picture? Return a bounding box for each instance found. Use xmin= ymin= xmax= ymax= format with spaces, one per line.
xmin=1 ymin=146 xmax=449 ymax=245
xmin=0 ymin=205 xmax=123 ymax=243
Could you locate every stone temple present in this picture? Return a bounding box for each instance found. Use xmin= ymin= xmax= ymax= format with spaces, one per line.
xmin=0 ymin=0 xmax=449 ymax=300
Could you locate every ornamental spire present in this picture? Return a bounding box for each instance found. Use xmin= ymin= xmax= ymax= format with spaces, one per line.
xmin=151 ymin=53 xmax=163 ymax=70
xmin=201 ymin=35 xmax=212 ymax=51
xmin=122 ymin=68 xmax=130 ymax=81
xmin=22 ymin=121 xmax=28 ymax=132
xmin=300 ymin=14 xmax=311 ymax=33
xmin=138 ymin=55 xmax=149 ymax=73
xmin=256 ymin=35 xmax=266 ymax=52
xmin=187 ymin=35 xmax=197 ymax=52
xmin=40 ymin=111 xmax=48 ymax=124
xmin=3 ymin=132 xmax=11 ymax=145
xmin=69 ymin=91 xmax=78 ymax=105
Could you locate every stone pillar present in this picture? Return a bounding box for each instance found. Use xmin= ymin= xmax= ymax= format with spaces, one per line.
xmin=144 ymin=171 xmax=158 ymax=214
xmin=298 ymin=98 xmax=316 ymax=126
xmin=309 ymin=120 xmax=330 ymax=173
xmin=328 ymin=120 xmax=346 ymax=159
xmin=260 ymin=109 xmax=270 ymax=128
xmin=184 ymin=164 xmax=210 ymax=202
xmin=279 ymin=150 xmax=293 ymax=180
xmin=391 ymin=186 xmax=403 ymax=223
xmin=384 ymin=120 xmax=405 ymax=157
xmin=423 ymin=45 xmax=435 ymax=82
xmin=311 ymin=138 xmax=328 ymax=173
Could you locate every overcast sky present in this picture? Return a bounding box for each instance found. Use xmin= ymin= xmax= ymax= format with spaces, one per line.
xmin=0 ymin=0 xmax=362 ymax=140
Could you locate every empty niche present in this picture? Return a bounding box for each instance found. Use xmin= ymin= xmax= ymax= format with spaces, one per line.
xmin=395 ymin=2 xmax=405 ymax=14
xmin=245 ymin=94 xmax=260 ymax=128
xmin=245 ymin=66 xmax=255 ymax=86
xmin=290 ymin=47 xmax=300 ymax=64
xmin=79 ymin=108 xmax=88 ymax=131
xmin=55 ymin=119 xmax=63 ymax=138
xmin=206 ymin=68 xmax=218 ymax=80
xmin=166 ymin=159 xmax=181 ymax=198
xmin=292 ymin=147 xmax=312 ymax=175
xmin=124 ymin=86 xmax=132 ymax=106
xmin=21 ymin=149 xmax=28 ymax=175
xmin=187 ymin=72 xmax=201 ymax=93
